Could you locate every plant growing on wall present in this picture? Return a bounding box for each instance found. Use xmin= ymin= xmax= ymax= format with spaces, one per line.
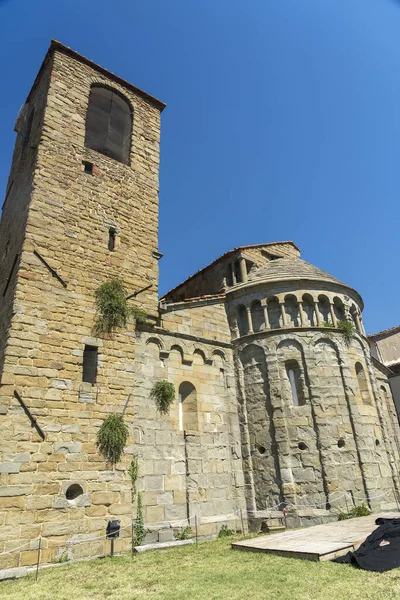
xmin=129 ymin=455 xmax=139 ymax=496
xmin=129 ymin=455 xmax=140 ymax=554
xmin=338 ymin=503 xmax=370 ymax=521
xmin=150 ymin=380 xmax=175 ymax=415
xmin=97 ymin=414 xmax=129 ymax=464
xmin=93 ymin=278 xmax=148 ymax=336
xmin=174 ymin=526 xmax=193 ymax=540
xmin=132 ymin=492 xmax=148 ymax=547
xmin=217 ymin=524 xmax=235 ymax=538
xmin=337 ymin=319 xmax=356 ymax=344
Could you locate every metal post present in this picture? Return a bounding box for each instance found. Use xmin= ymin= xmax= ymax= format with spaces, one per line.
xmin=35 ymin=537 xmax=42 ymax=582
xmin=393 ymin=488 xmax=400 ymax=512
xmin=195 ymin=514 xmax=198 ymax=547
xmin=110 ymin=537 xmax=115 ymax=558
xmin=240 ymin=508 xmax=245 ymax=537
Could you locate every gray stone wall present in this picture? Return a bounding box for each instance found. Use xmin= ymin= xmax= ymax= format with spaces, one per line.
xmin=234 ymin=325 xmax=400 ymax=527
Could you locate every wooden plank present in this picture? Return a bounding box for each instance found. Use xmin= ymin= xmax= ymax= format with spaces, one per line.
xmin=232 ymin=512 xmax=400 ymax=562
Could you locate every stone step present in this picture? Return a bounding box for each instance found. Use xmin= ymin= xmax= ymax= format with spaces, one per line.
xmin=133 ymin=539 xmax=194 ymax=553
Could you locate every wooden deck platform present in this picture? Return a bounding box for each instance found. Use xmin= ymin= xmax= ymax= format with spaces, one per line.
xmin=232 ymin=512 xmax=400 ymax=562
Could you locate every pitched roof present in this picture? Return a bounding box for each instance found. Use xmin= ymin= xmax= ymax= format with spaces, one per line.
xmin=161 ymin=241 xmax=299 ymax=300
xmin=247 ymin=258 xmax=345 ymax=286
xmin=368 ymin=325 xmax=400 ymax=339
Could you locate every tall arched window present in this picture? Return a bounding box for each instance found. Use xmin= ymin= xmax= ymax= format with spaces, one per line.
xmin=85 ymin=85 xmax=132 ymax=164
xmin=237 ymin=305 xmax=248 ymax=336
xmin=302 ymin=294 xmax=315 ymax=326
xmin=267 ymin=297 xmax=281 ymax=329
xmin=355 ymin=362 xmax=372 ymax=405
xmin=318 ymin=295 xmax=331 ymax=324
xmin=251 ymin=300 xmax=264 ymax=332
xmin=285 ymin=360 xmax=305 ymax=406
xmin=178 ymin=382 xmax=198 ymax=431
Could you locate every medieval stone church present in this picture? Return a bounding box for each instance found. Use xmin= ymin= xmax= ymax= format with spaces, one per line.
xmin=0 ymin=41 xmax=399 ymax=570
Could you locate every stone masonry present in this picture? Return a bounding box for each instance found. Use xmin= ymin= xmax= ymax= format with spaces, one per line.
xmin=0 ymin=41 xmax=399 ymax=573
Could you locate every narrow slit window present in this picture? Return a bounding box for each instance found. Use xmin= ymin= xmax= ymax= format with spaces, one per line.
xmin=108 ymin=228 xmax=116 ymax=251
xmin=82 ymin=345 xmax=98 ymax=384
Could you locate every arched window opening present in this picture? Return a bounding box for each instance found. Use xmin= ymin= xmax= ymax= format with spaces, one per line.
xmin=178 ymin=381 xmax=198 ymax=431
xmin=355 ymin=362 xmax=372 ymax=405
xmin=267 ymin=297 xmax=281 ymax=329
xmin=237 ymin=305 xmax=248 ymax=336
xmin=318 ymin=295 xmax=331 ymax=325
xmin=85 ymin=85 xmax=132 ymax=164
xmin=251 ymin=300 xmax=264 ymax=332
xmin=234 ymin=261 xmax=242 ymax=284
xmin=284 ymin=295 xmax=299 ymax=327
xmin=333 ymin=297 xmax=345 ymax=323
xmin=286 ymin=360 xmax=305 ymax=406
xmin=302 ymin=294 xmax=315 ymax=326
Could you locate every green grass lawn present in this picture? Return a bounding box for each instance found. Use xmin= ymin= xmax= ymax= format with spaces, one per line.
xmin=1 ymin=537 xmax=400 ymax=600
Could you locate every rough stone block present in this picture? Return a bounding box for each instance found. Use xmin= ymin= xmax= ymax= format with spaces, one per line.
xmin=0 ymin=463 xmax=20 ymax=474
xmin=53 ymin=442 xmax=82 ymax=454
xmin=0 ymin=567 xmax=28 ymax=581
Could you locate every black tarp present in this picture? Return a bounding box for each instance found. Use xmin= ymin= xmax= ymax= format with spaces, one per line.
xmin=334 ymin=518 xmax=400 ymax=572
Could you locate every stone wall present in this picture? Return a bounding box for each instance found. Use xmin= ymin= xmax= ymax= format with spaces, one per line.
xmin=235 ymin=327 xmax=400 ymax=528
xmin=133 ymin=320 xmax=245 ymax=538
xmin=0 ymin=42 xmax=164 ymax=569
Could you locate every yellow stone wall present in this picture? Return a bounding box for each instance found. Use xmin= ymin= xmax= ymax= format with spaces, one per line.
xmin=0 ymin=44 xmax=164 ymax=568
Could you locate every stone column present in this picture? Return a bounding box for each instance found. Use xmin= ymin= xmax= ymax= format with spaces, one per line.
xmin=246 ymin=306 xmax=254 ymax=334
xmin=354 ymin=311 xmax=362 ymax=333
xmin=313 ymin=301 xmax=322 ymax=326
xmin=279 ymin=301 xmax=287 ymax=327
xmin=359 ymin=314 xmax=366 ymax=336
xmin=232 ymin=314 xmax=239 ymax=339
xmin=261 ymin=301 xmax=270 ymax=330
xmin=298 ymin=301 xmax=305 ymax=327
xmin=329 ymin=303 xmax=337 ymax=327
xmin=239 ymin=257 xmax=248 ymax=283
xmin=231 ymin=263 xmax=237 ymax=286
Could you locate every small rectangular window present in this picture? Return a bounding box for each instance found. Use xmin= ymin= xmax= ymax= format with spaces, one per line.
xmin=82 ymin=345 xmax=98 ymax=384
xmin=82 ymin=160 xmax=93 ymax=175
xmin=108 ymin=228 xmax=116 ymax=251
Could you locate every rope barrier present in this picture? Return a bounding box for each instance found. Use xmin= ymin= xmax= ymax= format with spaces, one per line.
xmin=0 ymin=541 xmax=32 ymax=556
xmin=2 ymin=490 xmax=398 ymax=555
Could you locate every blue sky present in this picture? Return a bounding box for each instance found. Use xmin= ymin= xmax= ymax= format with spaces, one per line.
xmin=1 ymin=0 xmax=400 ymax=334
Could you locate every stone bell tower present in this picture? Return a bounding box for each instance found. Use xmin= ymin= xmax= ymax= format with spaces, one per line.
xmin=0 ymin=40 xmax=165 ymax=568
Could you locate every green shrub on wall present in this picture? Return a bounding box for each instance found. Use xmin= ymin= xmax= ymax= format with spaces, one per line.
xmin=93 ymin=278 xmax=148 ymax=336
xmin=338 ymin=503 xmax=370 ymax=521
xmin=337 ymin=319 xmax=356 ymax=343
xmin=97 ymin=414 xmax=129 ymax=464
xmin=150 ymin=380 xmax=175 ymax=415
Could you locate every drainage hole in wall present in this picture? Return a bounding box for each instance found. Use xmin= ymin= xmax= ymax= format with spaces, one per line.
xmin=66 ymin=484 xmax=84 ymax=501
xmin=298 ymin=442 xmax=308 ymax=451
xmin=337 ymin=438 xmax=345 ymax=448
xmin=375 ymin=439 xmax=380 ymax=446
xmin=257 ymin=445 xmax=266 ymax=455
